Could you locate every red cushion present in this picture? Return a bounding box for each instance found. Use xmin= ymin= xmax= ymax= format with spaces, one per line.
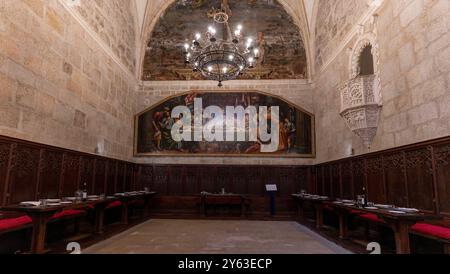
xmin=106 ymin=201 xmax=122 ymax=209
xmin=411 ymin=223 xmax=450 ymax=240
xmin=350 ymin=209 xmax=365 ymax=215
xmin=50 ymin=210 xmax=85 ymax=221
xmin=324 ymin=205 xmax=335 ymax=212
xmin=359 ymin=213 xmax=386 ymax=224
xmin=0 ymin=216 xmax=32 ymax=231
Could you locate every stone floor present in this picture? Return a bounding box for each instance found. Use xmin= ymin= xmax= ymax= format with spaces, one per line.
xmin=84 ymin=219 xmax=351 ymax=254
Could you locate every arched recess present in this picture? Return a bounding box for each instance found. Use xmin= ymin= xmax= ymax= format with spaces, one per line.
xmin=349 ymin=32 xmax=381 ymax=103
xmin=136 ymin=0 xmax=313 ymax=81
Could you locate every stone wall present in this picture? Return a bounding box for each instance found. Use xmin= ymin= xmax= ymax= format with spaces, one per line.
xmin=135 ymin=79 xmax=315 ymax=166
xmin=0 ymin=0 xmax=136 ymax=160
xmin=74 ymin=0 xmax=137 ymax=73
xmin=313 ymin=0 xmax=450 ymax=163
xmin=314 ymin=0 xmax=369 ymax=70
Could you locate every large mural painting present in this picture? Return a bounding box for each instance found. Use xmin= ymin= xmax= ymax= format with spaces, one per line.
xmin=135 ymin=91 xmax=315 ymax=157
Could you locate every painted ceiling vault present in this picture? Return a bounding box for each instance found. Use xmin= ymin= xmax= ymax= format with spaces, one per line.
xmin=142 ymin=0 xmax=308 ymax=81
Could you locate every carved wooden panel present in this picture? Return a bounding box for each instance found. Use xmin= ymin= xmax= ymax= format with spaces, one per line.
xmin=434 ymin=144 xmax=450 ymax=215
xmin=278 ymin=167 xmax=294 ymax=196
xmin=247 ymin=167 xmax=263 ymax=196
xmin=60 ymin=154 xmax=80 ymax=197
xmin=184 ymin=166 xmax=199 ymax=195
xmin=330 ymin=164 xmax=341 ymax=198
xmin=365 ymin=156 xmax=386 ymax=203
xmin=0 ymin=142 xmax=10 ymax=206
xmin=80 ymin=157 xmax=95 ymax=194
xmin=323 ymin=166 xmax=331 ymax=197
xmin=294 ymin=167 xmax=308 ymax=193
xmin=168 ymin=166 xmax=183 ymax=195
xmin=153 ymin=166 xmax=169 ymax=195
xmin=94 ymin=159 xmax=106 ymax=195
xmin=124 ymin=163 xmax=134 ymax=192
xmin=232 ymin=167 xmax=248 ymax=194
xmin=116 ymin=162 xmax=125 ymax=193
xmin=106 ymin=161 xmax=117 ymax=195
xmin=8 ymin=144 xmax=40 ymax=204
xmin=38 ymin=149 xmax=63 ymax=199
xmin=216 ymin=167 xmax=230 ymax=193
xmin=341 ymin=161 xmax=353 ymax=199
xmin=199 ymin=167 xmax=217 ymax=193
xmin=405 ymin=148 xmax=434 ymax=211
xmin=316 ymin=166 xmax=324 ymax=195
xmin=139 ymin=166 xmax=153 ymax=191
xmin=383 ymin=153 xmax=407 ymax=207
xmin=352 ymin=159 xmax=365 ymax=196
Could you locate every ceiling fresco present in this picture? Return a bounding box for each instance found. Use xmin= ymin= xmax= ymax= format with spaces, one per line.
xmin=142 ymin=0 xmax=307 ymax=81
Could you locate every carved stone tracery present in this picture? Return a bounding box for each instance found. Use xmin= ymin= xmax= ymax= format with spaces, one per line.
xmin=339 ymin=32 xmax=382 ymax=148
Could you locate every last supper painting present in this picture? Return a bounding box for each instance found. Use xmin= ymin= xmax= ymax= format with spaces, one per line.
xmin=135 ymin=91 xmax=314 ymax=157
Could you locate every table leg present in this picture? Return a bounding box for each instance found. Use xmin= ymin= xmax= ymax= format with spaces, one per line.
xmin=315 ymin=204 xmax=324 ymax=229
xmin=338 ymin=209 xmax=349 ymax=239
xmin=391 ymin=221 xmax=412 ymax=254
xmin=142 ymin=198 xmax=150 ymax=218
xmin=94 ymin=205 xmax=106 ymax=234
xmin=240 ymin=201 xmax=245 ymax=218
xmin=297 ymin=201 xmax=305 ymax=221
xmin=29 ymin=212 xmax=53 ymax=254
xmin=121 ymin=202 xmax=129 ymax=225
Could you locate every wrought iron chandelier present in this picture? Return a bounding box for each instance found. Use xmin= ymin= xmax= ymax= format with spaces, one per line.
xmin=182 ymin=2 xmax=258 ymax=87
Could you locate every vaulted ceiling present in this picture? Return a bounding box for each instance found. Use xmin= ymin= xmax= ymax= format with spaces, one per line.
xmin=133 ymin=0 xmax=317 ymax=81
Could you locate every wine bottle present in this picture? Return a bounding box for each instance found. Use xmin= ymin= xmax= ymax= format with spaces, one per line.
xmin=82 ymin=182 xmax=88 ymax=201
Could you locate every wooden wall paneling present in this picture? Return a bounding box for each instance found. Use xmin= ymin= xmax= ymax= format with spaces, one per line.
xmin=315 ymin=166 xmax=323 ymax=195
xmin=168 ymin=166 xmax=183 ymax=195
xmin=216 ymin=166 xmax=229 ymax=193
xmin=404 ymin=148 xmax=435 ymax=212
xmin=0 ymin=142 xmax=11 ymax=206
xmin=116 ymin=162 xmax=125 ymax=193
xmin=124 ymin=163 xmax=134 ymax=192
xmin=278 ymin=167 xmax=294 ymax=196
xmin=7 ymin=144 xmax=40 ymax=205
xmin=330 ymin=164 xmax=341 ymax=198
xmin=247 ymin=166 xmax=263 ymax=196
xmin=184 ymin=166 xmax=199 ymax=195
xmin=79 ymin=157 xmax=95 ymax=195
xmin=341 ymin=161 xmax=353 ymax=199
xmin=323 ymin=166 xmax=331 ymax=197
xmin=38 ymin=149 xmax=63 ymax=199
xmin=106 ymin=161 xmax=117 ymax=195
xmin=352 ymin=159 xmax=365 ymax=197
xmin=94 ymin=159 xmax=106 ymax=195
xmin=199 ymin=166 xmax=217 ymax=193
xmin=139 ymin=165 xmax=153 ymax=192
xmin=433 ymin=143 xmax=450 ymax=216
xmin=153 ymin=165 xmax=169 ymax=195
xmin=295 ymin=167 xmax=308 ymax=193
xmin=383 ymin=153 xmax=407 ymax=207
xmin=365 ymin=156 xmax=386 ymax=204
xmin=60 ymin=153 xmax=80 ymax=197
xmin=232 ymin=167 xmax=248 ymax=195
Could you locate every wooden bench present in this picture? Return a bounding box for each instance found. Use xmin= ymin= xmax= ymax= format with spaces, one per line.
xmin=410 ymin=222 xmax=450 ymax=254
xmin=357 ymin=213 xmax=450 ymax=254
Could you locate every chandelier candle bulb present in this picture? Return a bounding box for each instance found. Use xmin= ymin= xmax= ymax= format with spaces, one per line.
xmin=181 ymin=2 xmax=255 ymax=86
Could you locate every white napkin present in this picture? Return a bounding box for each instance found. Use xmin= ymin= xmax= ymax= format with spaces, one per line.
xmin=20 ymin=201 xmax=41 ymax=207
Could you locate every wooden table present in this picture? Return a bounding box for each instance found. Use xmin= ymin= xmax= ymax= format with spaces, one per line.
xmin=200 ymin=194 xmax=250 ymax=218
xmin=326 ymin=201 xmax=441 ymax=254
xmin=291 ymin=194 xmax=333 ymax=229
xmin=116 ymin=192 xmax=157 ymax=224
xmin=1 ymin=198 xmax=117 ymax=254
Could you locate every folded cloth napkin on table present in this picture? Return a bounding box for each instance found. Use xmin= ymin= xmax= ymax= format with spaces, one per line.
xmin=20 ymin=201 xmax=41 ymax=207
